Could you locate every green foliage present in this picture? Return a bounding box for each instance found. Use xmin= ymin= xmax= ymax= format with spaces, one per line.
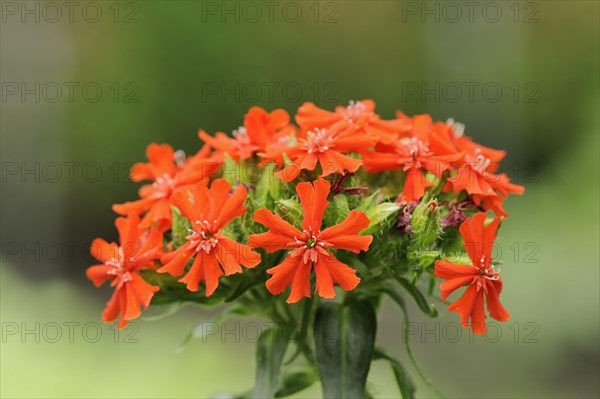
xmin=392 ymin=275 xmax=438 ymax=318
xmin=314 ymin=300 xmax=377 ymax=399
xmin=171 ymin=206 xmax=192 ymax=249
xmin=373 ymin=348 xmax=416 ymax=399
xmin=275 ymin=366 xmax=318 ymax=398
xmin=254 ymin=162 xmax=280 ymax=207
xmin=253 ymin=327 xmax=290 ymax=399
xmin=362 ymin=202 xmax=400 ymax=235
xmin=275 ymin=199 xmax=303 ymax=226
xmin=323 ymin=194 xmax=350 ymax=227
xmin=356 ymin=190 xmax=381 ymax=212
xmin=407 ymin=199 xmax=442 ymax=274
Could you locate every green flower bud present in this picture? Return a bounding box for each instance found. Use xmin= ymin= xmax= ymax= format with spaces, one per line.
xmin=407 ymin=199 xmax=441 ymax=269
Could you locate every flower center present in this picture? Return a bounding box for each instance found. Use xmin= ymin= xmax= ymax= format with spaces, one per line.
xmin=233 ymin=126 xmax=250 ymax=145
xmin=446 ymin=118 xmax=465 ymax=138
xmin=476 ymin=254 xmax=501 ymax=290
xmin=472 ymin=153 xmax=492 ymax=174
xmin=400 ymin=137 xmax=429 ymax=170
xmin=342 ymin=100 xmax=368 ymax=123
xmin=187 ymin=220 xmax=219 ymax=254
xmin=105 ymin=247 xmax=135 ymax=284
xmin=292 ymin=228 xmax=330 ymax=264
xmin=152 ymin=173 xmax=175 ymax=199
xmin=303 ymin=128 xmax=334 ymax=154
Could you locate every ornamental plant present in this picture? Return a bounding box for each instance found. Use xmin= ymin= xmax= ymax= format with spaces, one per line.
xmin=87 ymin=101 xmax=524 ymax=398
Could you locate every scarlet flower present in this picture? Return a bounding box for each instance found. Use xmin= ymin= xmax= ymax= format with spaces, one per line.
xmin=248 ymin=178 xmax=373 ymax=303
xmin=199 ymin=128 xmax=259 ymax=162
xmin=157 ymin=179 xmax=261 ymax=295
xmin=445 ymin=149 xmax=524 ymax=217
xmin=422 ymin=118 xmax=524 ymax=216
xmin=273 ymin=121 xmax=376 ymax=182
xmin=297 ymin=100 xmax=410 ymax=144
xmin=86 ymin=213 xmax=163 ymax=329
xmin=113 ymin=143 xmax=216 ymax=231
xmin=244 ymin=106 xmax=291 ymax=152
xmin=434 ymin=212 xmax=510 ymax=335
xmin=395 ymin=112 xmax=463 ymax=154
xmin=362 ymin=136 xmax=462 ymax=202
xmin=200 ymin=107 xmax=292 ymax=162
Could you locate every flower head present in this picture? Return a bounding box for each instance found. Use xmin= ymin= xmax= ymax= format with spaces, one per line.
xmin=272 ymin=122 xmax=376 ymax=182
xmin=113 ymin=143 xmax=216 ymax=231
xmin=199 ymin=107 xmax=292 ymax=162
xmin=157 ymin=179 xmax=261 ymax=295
xmin=249 ymin=178 xmax=373 ymax=303
xmin=363 ymin=136 xmax=462 ymax=202
xmin=86 ymin=213 xmax=163 ymax=329
xmin=297 ymin=100 xmax=410 ymax=144
xmin=434 ymin=212 xmax=510 ymax=334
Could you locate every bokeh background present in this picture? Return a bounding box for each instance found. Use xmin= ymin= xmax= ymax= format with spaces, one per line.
xmin=1 ymin=1 xmax=599 ymax=398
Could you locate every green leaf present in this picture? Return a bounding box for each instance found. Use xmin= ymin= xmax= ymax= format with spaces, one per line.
xmin=362 ymin=202 xmax=400 ymax=235
xmin=253 ymin=327 xmax=289 ymax=399
xmin=171 ymin=206 xmax=192 ymax=248
xmin=225 ymin=279 xmax=259 ymax=303
xmin=356 ymin=190 xmax=380 ymax=212
xmin=275 ymin=365 xmax=318 ymax=397
xmin=392 ymin=275 xmax=438 ymax=318
xmin=373 ymin=348 xmax=416 ymax=399
xmin=140 ymin=303 xmax=183 ymax=321
xmin=255 ymin=162 xmax=279 ymax=206
xmin=314 ymin=300 xmax=377 ymax=399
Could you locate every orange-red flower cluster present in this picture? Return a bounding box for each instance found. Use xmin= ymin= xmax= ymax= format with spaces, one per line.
xmin=87 ymin=101 xmax=524 ymax=330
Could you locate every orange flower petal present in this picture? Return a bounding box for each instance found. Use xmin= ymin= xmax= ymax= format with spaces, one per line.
xmin=287 ymin=260 xmax=312 ymax=303
xmin=266 ymin=254 xmax=302 ymax=296
xmin=320 ymin=210 xmax=370 ymax=241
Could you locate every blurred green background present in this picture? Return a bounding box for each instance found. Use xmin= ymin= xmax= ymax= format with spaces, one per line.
xmin=1 ymin=1 xmax=598 ymax=398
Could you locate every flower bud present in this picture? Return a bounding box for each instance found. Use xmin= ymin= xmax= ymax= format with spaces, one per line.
xmin=408 ymin=199 xmax=441 ymax=269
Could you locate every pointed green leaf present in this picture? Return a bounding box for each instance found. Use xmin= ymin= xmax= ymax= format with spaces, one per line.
xmin=314 ymin=300 xmax=377 ymax=399
xmin=275 ymin=365 xmax=318 ymax=397
xmin=392 ymin=275 xmax=438 ymax=317
xmin=373 ymin=348 xmax=416 ymax=399
xmin=253 ymin=327 xmax=289 ymax=399
xmin=362 ymin=202 xmax=400 ymax=234
xmin=356 ymin=190 xmax=380 ymax=212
